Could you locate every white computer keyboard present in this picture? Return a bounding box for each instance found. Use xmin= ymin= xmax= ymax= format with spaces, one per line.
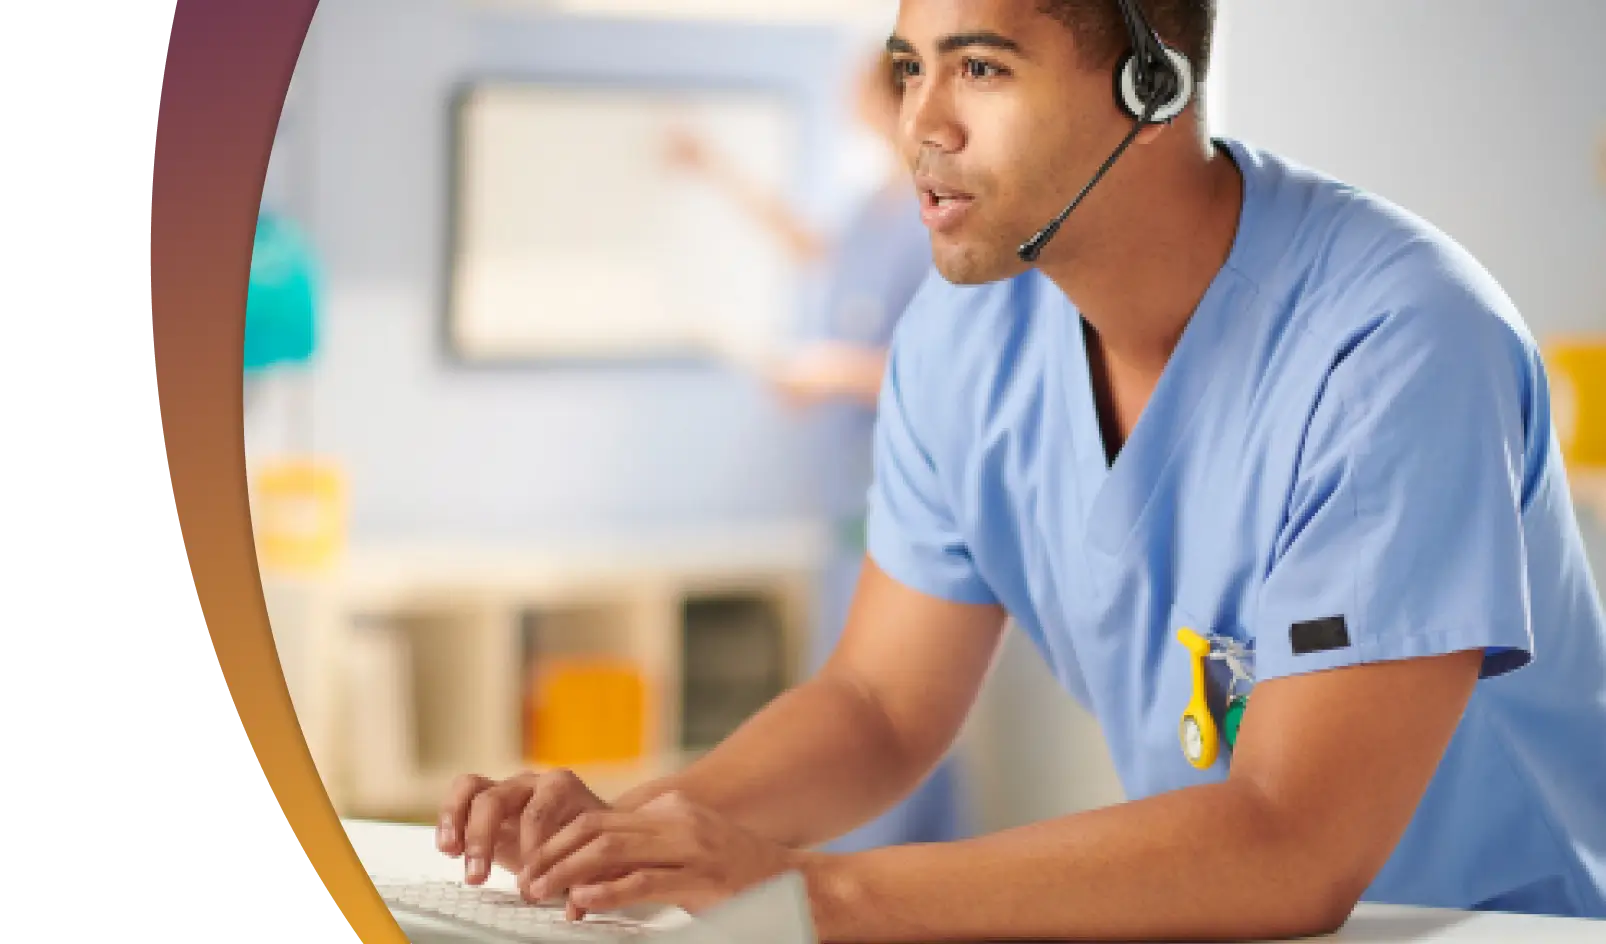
xmin=371 ymin=878 xmax=654 ymax=942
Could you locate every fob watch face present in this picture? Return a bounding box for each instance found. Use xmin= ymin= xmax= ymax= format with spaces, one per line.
xmin=1181 ymin=715 xmax=1204 ymax=762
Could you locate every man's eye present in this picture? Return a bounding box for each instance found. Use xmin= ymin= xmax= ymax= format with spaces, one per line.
xmin=893 ymin=59 xmax=922 ymax=84
xmin=964 ymin=59 xmax=1004 ymax=79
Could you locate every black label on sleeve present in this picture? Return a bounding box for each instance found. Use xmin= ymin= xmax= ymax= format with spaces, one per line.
xmin=1291 ymin=616 xmax=1351 ymax=655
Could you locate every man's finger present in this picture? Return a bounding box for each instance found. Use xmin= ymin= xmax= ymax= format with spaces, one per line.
xmin=436 ymin=774 xmax=492 ymax=857
xmin=524 ymin=809 xmax=650 ymax=885
xmin=492 ymin=819 xmax=527 ymax=875
xmin=526 ymin=818 xmax=677 ymax=899
xmin=462 ymin=778 xmax=535 ymax=884
xmin=569 ymin=868 xmax=686 ymax=914
xmin=519 ymin=771 xmax=594 ymax=863
xmin=528 ymin=829 xmax=680 ymax=903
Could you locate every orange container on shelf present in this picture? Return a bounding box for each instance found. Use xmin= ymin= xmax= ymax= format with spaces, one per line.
xmin=526 ymin=657 xmax=649 ymax=767
xmin=1544 ymin=338 xmax=1606 ymax=468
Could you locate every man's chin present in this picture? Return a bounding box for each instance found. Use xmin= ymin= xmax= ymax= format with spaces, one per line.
xmin=931 ymin=242 xmax=1029 ymax=286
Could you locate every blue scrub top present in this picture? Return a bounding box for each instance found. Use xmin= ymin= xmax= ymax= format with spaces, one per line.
xmin=865 ymin=136 xmax=1606 ymax=919
xmin=803 ymin=183 xmax=932 ymax=525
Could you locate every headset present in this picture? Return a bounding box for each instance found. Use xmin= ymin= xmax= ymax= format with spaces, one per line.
xmin=1017 ymin=0 xmax=1197 ymax=263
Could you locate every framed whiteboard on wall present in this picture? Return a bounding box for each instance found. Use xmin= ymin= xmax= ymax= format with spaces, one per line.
xmin=444 ymin=77 xmax=807 ymax=365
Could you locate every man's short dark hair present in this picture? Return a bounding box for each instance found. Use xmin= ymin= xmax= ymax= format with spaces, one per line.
xmin=1039 ymin=0 xmax=1216 ymax=82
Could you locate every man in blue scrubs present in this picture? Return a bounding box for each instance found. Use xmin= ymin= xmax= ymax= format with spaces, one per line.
xmin=437 ymin=2 xmax=1606 ymax=938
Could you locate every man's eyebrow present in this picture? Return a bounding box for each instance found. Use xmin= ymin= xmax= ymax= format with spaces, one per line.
xmin=939 ymin=31 xmax=1025 ymax=55
xmin=886 ymin=31 xmax=1027 ymax=57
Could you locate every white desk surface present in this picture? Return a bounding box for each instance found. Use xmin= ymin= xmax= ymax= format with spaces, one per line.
xmin=342 ymin=820 xmax=1604 ymax=943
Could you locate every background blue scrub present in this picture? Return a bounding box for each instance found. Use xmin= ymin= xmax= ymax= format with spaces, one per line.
xmin=802 ymin=181 xmax=969 ymax=854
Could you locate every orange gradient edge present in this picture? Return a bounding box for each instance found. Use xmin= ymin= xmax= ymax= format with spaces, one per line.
xmin=148 ymin=2 xmax=406 ymax=940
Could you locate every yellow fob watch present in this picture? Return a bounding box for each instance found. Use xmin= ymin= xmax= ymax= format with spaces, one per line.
xmin=1176 ymin=627 xmax=1220 ymax=769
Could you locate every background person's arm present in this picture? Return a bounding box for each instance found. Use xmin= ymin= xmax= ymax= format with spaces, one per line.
xmin=616 ymin=558 xmax=1007 ymax=849
xmin=767 ymin=344 xmax=890 ymax=409
xmin=661 ymin=126 xmax=830 ymax=266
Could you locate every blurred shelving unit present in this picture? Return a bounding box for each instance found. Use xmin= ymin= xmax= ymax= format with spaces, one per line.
xmin=259 ymin=521 xmax=827 ymax=823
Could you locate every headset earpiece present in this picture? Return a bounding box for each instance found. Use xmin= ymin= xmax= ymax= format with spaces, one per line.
xmin=1115 ymin=44 xmax=1194 ymax=124
xmin=1017 ymin=2 xmax=1200 ymax=263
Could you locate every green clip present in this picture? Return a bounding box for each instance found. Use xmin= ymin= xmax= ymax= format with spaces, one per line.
xmin=1223 ymin=694 xmax=1247 ymax=749
xmin=1210 ymin=635 xmax=1253 ymax=753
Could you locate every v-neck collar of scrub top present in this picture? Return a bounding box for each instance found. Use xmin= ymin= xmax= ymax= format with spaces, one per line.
xmin=1055 ymin=137 xmax=1268 ymax=572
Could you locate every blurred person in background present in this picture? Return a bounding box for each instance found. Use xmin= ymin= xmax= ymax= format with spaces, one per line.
xmin=659 ymin=45 xmax=967 ymax=855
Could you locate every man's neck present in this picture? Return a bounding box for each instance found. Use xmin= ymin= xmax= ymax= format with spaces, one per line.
xmin=1036 ymin=138 xmax=1245 ymax=379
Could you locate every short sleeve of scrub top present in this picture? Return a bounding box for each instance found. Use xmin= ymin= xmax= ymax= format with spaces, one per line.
xmin=1250 ymin=291 xmax=1540 ymax=683
xmin=864 ymin=276 xmax=998 ymax=607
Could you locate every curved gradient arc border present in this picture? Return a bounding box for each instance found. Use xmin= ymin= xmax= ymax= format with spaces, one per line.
xmin=149 ymin=2 xmax=404 ymax=941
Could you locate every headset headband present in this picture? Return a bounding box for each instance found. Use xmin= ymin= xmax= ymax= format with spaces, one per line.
xmin=1116 ymin=0 xmax=1165 ymax=91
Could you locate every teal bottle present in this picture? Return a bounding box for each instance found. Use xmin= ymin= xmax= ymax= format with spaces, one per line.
xmin=244 ymin=211 xmax=319 ymax=372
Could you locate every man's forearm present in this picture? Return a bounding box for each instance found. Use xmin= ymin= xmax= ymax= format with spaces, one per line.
xmin=616 ymin=675 xmax=940 ymax=849
xmin=803 ymin=780 xmax=1366 ymax=943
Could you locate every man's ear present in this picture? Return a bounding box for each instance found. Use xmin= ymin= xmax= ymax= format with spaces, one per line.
xmin=1135 ymin=123 xmax=1168 ymax=146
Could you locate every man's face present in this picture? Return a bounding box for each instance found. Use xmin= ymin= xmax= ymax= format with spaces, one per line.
xmin=891 ymin=0 xmax=1121 ymax=284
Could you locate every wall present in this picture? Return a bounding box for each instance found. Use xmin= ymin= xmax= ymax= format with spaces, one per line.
xmin=1215 ymin=0 xmax=1606 ymax=338
xmin=263 ymin=0 xmax=866 ymax=541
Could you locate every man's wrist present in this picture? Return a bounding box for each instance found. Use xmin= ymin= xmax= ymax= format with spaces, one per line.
xmin=611 ymin=776 xmax=681 ymax=812
xmin=795 ymin=850 xmax=865 ymax=943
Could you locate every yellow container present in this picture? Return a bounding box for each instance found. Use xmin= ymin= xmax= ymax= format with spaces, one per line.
xmin=1545 ymin=339 xmax=1606 ymax=468
xmin=249 ymin=458 xmax=346 ymax=572
xmin=527 ymin=657 xmax=648 ymax=767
